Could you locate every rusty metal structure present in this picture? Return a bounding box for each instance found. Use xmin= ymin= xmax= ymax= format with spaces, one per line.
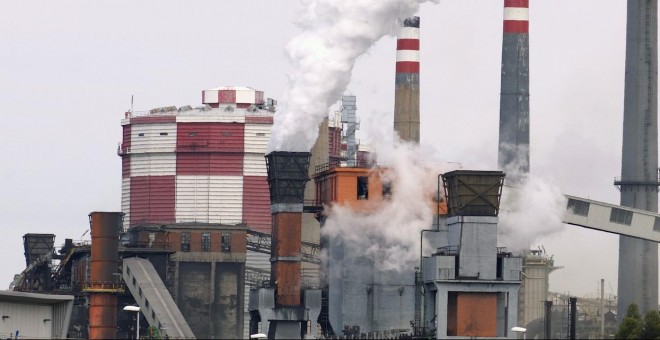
xmin=87 ymin=212 xmax=123 ymax=340
xmin=249 ymin=151 xmax=322 ymax=339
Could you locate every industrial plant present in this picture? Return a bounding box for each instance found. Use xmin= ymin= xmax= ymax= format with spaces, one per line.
xmin=5 ymin=1 xmax=660 ymax=340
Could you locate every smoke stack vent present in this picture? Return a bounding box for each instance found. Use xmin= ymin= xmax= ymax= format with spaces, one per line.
xmin=442 ymin=170 xmax=505 ymax=217
xmin=265 ymin=152 xmax=311 ymax=209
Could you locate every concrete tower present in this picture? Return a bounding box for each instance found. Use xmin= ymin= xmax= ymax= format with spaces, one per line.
xmin=498 ymin=0 xmax=529 ymax=181
xmin=616 ymin=0 xmax=658 ymax=317
xmin=393 ymin=16 xmax=420 ymax=143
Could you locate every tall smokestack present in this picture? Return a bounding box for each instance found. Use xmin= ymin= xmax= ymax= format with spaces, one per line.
xmin=616 ymin=1 xmax=658 ymax=317
xmin=265 ymin=151 xmax=311 ymax=307
xmin=498 ymin=0 xmax=529 ymax=182
xmin=87 ymin=212 xmax=122 ymax=340
xmin=394 ymin=16 xmax=420 ymax=144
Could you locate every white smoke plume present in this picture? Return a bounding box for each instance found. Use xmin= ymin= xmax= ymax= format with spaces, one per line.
xmin=497 ymin=145 xmax=567 ymax=253
xmin=268 ymin=0 xmax=437 ymax=152
xmin=321 ymin=132 xmax=440 ymax=273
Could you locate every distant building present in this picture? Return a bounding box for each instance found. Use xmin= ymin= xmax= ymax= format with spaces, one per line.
xmin=0 ymin=290 xmax=73 ymax=339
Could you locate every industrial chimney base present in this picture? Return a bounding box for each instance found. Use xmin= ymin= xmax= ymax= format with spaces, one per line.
xmin=249 ymin=288 xmax=322 ymax=339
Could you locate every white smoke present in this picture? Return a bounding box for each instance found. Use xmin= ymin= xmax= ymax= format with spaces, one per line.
xmin=497 ymin=146 xmax=567 ymax=253
xmin=320 ymin=131 xmax=440 ymax=273
xmin=268 ymin=0 xmax=437 ymax=152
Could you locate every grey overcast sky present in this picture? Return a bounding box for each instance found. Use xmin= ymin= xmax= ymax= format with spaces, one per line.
xmin=0 ymin=0 xmax=635 ymax=300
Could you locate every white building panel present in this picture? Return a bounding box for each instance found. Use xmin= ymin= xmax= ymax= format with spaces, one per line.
xmin=130 ymin=123 xmax=177 ymax=153
xmin=130 ymin=153 xmax=176 ymax=177
xmin=235 ymin=88 xmax=256 ymax=104
xmin=209 ymin=176 xmax=243 ymax=224
xmin=175 ymin=176 xmax=210 ymax=223
xmin=563 ymin=195 xmax=660 ymax=242
xmin=176 ymin=115 xmax=245 ymax=124
xmin=203 ymin=90 xmax=219 ymax=104
xmin=243 ymin=153 xmax=267 ymax=176
xmin=122 ymin=178 xmax=130 ymax=230
xmin=244 ymin=124 xmax=271 ymax=153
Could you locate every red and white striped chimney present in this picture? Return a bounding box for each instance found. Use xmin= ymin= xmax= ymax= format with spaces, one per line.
xmin=503 ymin=0 xmax=529 ymax=33
xmin=393 ymin=16 xmax=420 ymax=144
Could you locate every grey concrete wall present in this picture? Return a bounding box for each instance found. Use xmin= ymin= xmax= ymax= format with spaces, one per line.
xmin=214 ymin=262 xmax=243 ymax=339
xmin=178 ymin=262 xmax=212 ymax=338
xmin=618 ymin=0 xmax=659 ymax=317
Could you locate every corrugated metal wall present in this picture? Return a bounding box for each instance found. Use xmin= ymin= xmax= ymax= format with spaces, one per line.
xmin=242 ymin=176 xmax=270 ymax=232
xmin=130 ymin=123 xmax=177 ymax=153
xmin=0 ymin=301 xmax=53 ymax=338
xmin=130 ymin=176 xmax=176 ymax=225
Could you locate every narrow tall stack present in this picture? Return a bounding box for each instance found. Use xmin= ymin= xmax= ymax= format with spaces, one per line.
xmin=617 ymin=0 xmax=658 ymax=317
xmin=498 ymin=0 xmax=529 ymax=182
xmin=393 ymin=16 xmax=420 ymax=143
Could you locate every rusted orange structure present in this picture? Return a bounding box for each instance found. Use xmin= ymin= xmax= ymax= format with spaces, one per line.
xmin=87 ymin=212 xmax=123 ymax=340
xmin=313 ymin=166 xmax=446 ymax=214
xmin=265 ymin=152 xmax=311 ymax=307
xmin=447 ymin=292 xmax=497 ymax=337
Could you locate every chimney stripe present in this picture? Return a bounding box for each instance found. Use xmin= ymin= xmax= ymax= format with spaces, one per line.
xmin=398 ymin=27 xmax=420 ymax=40
xmin=395 ymin=62 xmax=419 ymax=74
xmin=503 ymin=21 xmax=529 ymax=33
xmin=504 ymin=0 xmax=528 ymax=7
xmin=504 ymin=7 xmax=529 ymax=21
xmin=396 ymin=50 xmax=420 ymax=62
xmin=397 ymin=39 xmax=420 ymax=51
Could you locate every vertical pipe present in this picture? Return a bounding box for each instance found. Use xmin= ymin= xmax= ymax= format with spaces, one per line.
xmin=544 ymin=300 xmax=552 ymax=339
xmin=498 ymin=0 xmax=530 ymax=182
xmin=617 ymin=0 xmax=658 ymax=318
xmin=88 ymin=212 xmax=122 ymax=340
xmin=569 ymin=297 xmax=577 ymax=340
xmin=600 ymin=279 xmax=605 ymax=338
xmin=393 ymin=16 xmax=420 ymax=143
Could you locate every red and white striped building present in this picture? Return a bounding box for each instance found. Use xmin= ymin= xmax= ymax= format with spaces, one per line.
xmin=118 ymin=86 xmax=275 ymax=232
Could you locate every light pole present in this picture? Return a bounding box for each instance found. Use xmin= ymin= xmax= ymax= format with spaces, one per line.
xmin=123 ymin=305 xmax=141 ymax=339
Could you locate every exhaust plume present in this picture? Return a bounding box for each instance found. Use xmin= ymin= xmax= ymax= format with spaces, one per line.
xmin=268 ymin=0 xmax=437 ymax=152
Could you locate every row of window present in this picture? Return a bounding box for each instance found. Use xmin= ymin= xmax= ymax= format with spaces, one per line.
xmin=567 ymin=198 xmax=660 ymax=231
xmin=180 ymin=232 xmax=231 ymax=252
xmin=135 ymin=132 xmax=266 ymax=137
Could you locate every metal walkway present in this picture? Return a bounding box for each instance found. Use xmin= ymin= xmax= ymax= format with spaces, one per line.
xmin=123 ymin=257 xmax=196 ymax=339
xmin=563 ymin=195 xmax=660 ymax=242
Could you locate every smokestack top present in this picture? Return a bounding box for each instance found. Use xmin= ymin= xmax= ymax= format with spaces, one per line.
xmin=504 ymin=0 xmax=529 ymax=33
xmin=265 ymin=152 xmax=311 ymax=205
xmin=403 ymin=16 xmax=420 ymax=28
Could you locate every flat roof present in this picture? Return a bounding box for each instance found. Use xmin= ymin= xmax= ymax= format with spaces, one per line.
xmin=0 ymin=290 xmax=73 ymax=304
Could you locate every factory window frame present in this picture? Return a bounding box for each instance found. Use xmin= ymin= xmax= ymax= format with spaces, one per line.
xmin=382 ymin=181 xmax=392 ymax=199
xmin=567 ymin=198 xmax=590 ymax=217
xmin=201 ymin=232 xmax=211 ymax=252
xmin=610 ymin=208 xmax=633 ymax=226
xmin=654 ymin=217 xmax=660 ymax=232
xmin=181 ymin=232 xmax=190 ymax=252
xmin=357 ymin=176 xmax=369 ymax=200
xmin=221 ymin=232 xmax=231 ymax=253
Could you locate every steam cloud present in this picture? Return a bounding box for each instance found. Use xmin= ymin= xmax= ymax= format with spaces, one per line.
xmin=497 ymin=144 xmax=567 ymax=253
xmin=321 ymin=130 xmax=441 ymax=273
xmin=268 ymin=0 xmax=437 ymax=152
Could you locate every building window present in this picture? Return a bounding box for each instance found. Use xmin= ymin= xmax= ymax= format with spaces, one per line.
xmin=567 ymin=198 xmax=590 ymax=217
xmin=201 ymin=233 xmax=211 ymax=252
xmin=222 ymin=233 xmax=231 ymax=253
xmin=222 ymin=132 xmax=233 ymax=136
xmin=610 ymin=208 xmax=633 ymax=226
xmin=256 ymin=133 xmax=266 ymax=136
xmin=654 ymin=217 xmax=660 ymax=232
xmin=138 ymin=133 xmax=145 ymax=137
xmin=357 ymin=176 xmax=369 ymax=200
xmin=382 ymin=181 xmax=392 ymax=199
xmin=181 ymin=232 xmax=190 ymax=252
xmin=159 ymin=132 xmax=168 ymax=136
xmin=189 ymin=132 xmax=197 ymax=136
